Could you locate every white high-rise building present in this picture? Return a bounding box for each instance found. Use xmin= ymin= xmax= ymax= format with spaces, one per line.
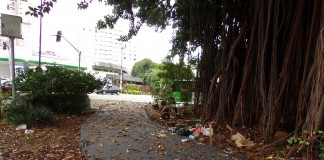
xmin=78 ymin=27 xmax=137 ymax=74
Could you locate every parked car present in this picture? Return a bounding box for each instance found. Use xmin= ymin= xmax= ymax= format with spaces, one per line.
xmin=96 ymin=86 xmax=121 ymax=95
xmin=1 ymin=77 xmax=10 ymax=84
xmin=1 ymin=81 xmax=13 ymax=93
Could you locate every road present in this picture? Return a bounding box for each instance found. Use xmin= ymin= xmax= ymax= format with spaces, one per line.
xmin=88 ymin=93 xmax=154 ymax=103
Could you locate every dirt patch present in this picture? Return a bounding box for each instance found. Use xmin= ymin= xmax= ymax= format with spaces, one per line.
xmin=0 ymin=113 xmax=91 ymax=159
xmin=0 ymin=100 xmax=108 ymax=160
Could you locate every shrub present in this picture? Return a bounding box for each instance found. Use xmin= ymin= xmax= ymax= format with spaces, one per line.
xmin=4 ymin=105 xmax=53 ymax=125
xmin=0 ymin=92 xmax=11 ymax=99
xmin=127 ymin=84 xmax=139 ymax=90
xmin=50 ymin=94 xmax=90 ymax=114
xmin=16 ymin=65 xmax=101 ymax=114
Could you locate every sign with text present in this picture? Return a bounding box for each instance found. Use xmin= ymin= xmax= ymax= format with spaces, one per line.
xmin=1 ymin=14 xmax=22 ymax=38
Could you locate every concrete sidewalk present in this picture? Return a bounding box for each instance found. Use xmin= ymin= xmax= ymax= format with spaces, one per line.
xmin=80 ymin=101 xmax=247 ymax=160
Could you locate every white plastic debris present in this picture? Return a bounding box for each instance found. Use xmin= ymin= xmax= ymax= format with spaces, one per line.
xmin=24 ymin=129 xmax=34 ymax=134
xmin=202 ymin=127 xmax=213 ymax=136
xmin=15 ymin=124 xmax=27 ymax=130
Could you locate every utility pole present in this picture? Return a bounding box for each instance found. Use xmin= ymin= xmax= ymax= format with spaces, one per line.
xmin=38 ymin=0 xmax=43 ymax=66
xmin=9 ymin=37 xmax=16 ymax=105
xmin=120 ymin=45 xmax=125 ymax=91
xmin=1 ymin=14 xmax=22 ymax=106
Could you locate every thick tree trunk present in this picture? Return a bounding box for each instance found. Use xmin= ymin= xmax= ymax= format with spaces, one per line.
xmin=193 ymin=0 xmax=323 ymax=157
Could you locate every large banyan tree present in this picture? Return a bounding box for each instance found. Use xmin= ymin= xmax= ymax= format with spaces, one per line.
xmin=32 ymin=0 xmax=323 ymax=158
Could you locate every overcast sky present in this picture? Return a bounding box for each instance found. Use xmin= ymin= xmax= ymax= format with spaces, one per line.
xmin=40 ymin=0 xmax=174 ymax=64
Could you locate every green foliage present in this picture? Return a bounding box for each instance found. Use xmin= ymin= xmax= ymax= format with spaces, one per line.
xmin=146 ymin=67 xmax=162 ymax=88
xmin=125 ymin=90 xmax=142 ymax=95
xmin=287 ymin=136 xmax=306 ymax=147
xmin=124 ymin=84 xmax=142 ymax=95
xmin=314 ymin=130 xmax=324 ymax=160
xmin=126 ymin=84 xmax=140 ymax=91
xmin=16 ymin=65 xmax=101 ymax=114
xmin=151 ymin=61 xmax=195 ymax=102
xmin=17 ymin=66 xmax=102 ymax=96
xmin=287 ymin=131 xmax=324 ymax=159
xmin=152 ymin=85 xmax=172 ymax=102
xmin=0 ymin=92 xmax=11 ymax=99
xmin=131 ymin=58 xmax=156 ymax=85
xmin=4 ymin=105 xmax=53 ymax=125
xmin=41 ymin=94 xmax=90 ymax=114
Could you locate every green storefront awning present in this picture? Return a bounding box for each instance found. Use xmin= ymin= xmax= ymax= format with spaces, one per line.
xmin=0 ymin=58 xmax=87 ymax=70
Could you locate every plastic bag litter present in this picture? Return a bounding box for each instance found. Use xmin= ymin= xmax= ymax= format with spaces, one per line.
xmin=15 ymin=124 xmax=27 ymax=130
xmin=202 ymin=127 xmax=213 ymax=136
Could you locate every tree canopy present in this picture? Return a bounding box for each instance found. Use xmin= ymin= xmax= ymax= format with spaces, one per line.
xmin=131 ymin=58 xmax=156 ymax=84
xmin=29 ymin=0 xmax=324 ymax=158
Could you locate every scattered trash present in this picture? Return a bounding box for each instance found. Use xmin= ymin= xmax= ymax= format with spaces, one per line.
xmin=24 ymin=129 xmax=34 ymax=134
xmin=189 ymin=125 xmax=202 ymax=137
xmin=198 ymin=137 xmax=209 ymax=143
xmin=188 ymin=134 xmax=195 ymax=139
xmin=168 ymin=127 xmax=191 ymax=136
xmin=181 ymin=138 xmax=190 ymax=142
xmin=231 ymin=132 xmax=255 ymax=147
xmin=223 ymin=149 xmax=233 ymax=154
xmin=202 ymin=127 xmax=213 ymax=136
xmin=158 ymin=133 xmax=167 ymax=138
xmin=179 ymin=129 xmax=191 ymax=136
xmin=168 ymin=127 xmax=177 ymax=133
xmin=15 ymin=124 xmax=27 ymax=130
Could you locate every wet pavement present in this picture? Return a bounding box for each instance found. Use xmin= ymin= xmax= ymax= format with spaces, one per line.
xmin=80 ymin=101 xmax=248 ymax=160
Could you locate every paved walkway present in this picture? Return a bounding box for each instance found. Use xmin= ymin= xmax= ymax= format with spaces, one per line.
xmin=80 ymin=101 xmax=247 ymax=160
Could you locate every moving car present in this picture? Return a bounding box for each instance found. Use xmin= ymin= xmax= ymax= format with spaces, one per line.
xmin=96 ymin=86 xmax=121 ymax=95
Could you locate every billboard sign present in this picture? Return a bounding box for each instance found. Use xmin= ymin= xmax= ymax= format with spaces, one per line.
xmin=1 ymin=14 xmax=22 ymax=38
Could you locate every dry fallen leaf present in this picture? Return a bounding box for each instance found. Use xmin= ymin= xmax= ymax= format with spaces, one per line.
xmin=110 ymin=137 xmax=116 ymax=142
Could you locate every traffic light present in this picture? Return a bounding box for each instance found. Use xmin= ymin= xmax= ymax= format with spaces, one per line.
xmin=3 ymin=42 xmax=7 ymax=50
xmin=56 ymin=31 xmax=62 ymax=42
